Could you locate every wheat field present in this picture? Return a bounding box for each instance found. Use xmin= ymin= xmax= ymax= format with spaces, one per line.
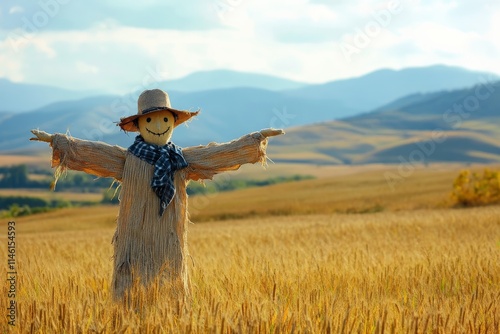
xmin=1 ymin=205 xmax=499 ymax=333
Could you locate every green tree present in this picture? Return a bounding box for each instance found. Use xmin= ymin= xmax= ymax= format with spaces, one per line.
xmin=1 ymin=165 xmax=29 ymax=187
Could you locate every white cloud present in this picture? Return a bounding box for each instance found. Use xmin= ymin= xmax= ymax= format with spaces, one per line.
xmin=0 ymin=0 xmax=499 ymax=91
xmin=76 ymin=61 xmax=99 ymax=74
xmin=0 ymin=53 xmax=23 ymax=81
xmin=9 ymin=6 xmax=24 ymax=14
xmin=32 ymin=38 xmax=57 ymax=58
xmin=402 ymin=22 xmax=480 ymax=55
xmin=489 ymin=10 xmax=500 ymax=37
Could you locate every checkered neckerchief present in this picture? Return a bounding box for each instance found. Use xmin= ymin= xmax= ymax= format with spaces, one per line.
xmin=128 ymin=135 xmax=188 ymax=216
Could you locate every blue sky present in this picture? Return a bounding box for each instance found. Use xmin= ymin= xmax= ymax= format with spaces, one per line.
xmin=0 ymin=0 xmax=499 ymax=93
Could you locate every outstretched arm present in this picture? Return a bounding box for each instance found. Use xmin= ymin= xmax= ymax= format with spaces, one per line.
xmin=30 ymin=130 xmax=127 ymax=183
xmin=182 ymin=128 xmax=284 ymax=181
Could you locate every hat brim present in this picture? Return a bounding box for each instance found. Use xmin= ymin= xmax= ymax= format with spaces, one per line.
xmin=118 ymin=107 xmax=200 ymax=132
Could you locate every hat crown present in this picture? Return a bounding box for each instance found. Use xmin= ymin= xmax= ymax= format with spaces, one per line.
xmin=118 ymin=88 xmax=199 ymax=132
xmin=138 ymin=89 xmax=172 ymax=114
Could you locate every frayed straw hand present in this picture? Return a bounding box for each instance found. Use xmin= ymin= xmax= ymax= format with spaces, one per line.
xmin=260 ymin=128 xmax=285 ymax=138
xmin=30 ymin=129 xmax=53 ymax=143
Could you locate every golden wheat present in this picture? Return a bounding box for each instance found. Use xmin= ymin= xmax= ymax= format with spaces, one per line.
xmin=1 ymin=206 xmax=499 ymax=333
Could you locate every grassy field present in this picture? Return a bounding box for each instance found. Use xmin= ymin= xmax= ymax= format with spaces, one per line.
xmin=0 ymin=164 xmax=499 ymax=332
xmin=0 ymin=154 xmax=50 ymax=168
xmin=0 ymin=207 xmax=499 ymax=332
xmin=2 ymin=162 xmax=469 ymax=221
xmin=189 ymin=163 xmax=480 ymax=221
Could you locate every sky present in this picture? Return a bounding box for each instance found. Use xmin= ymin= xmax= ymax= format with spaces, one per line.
xmin=0 ymin=0 xmax=499 ymax=93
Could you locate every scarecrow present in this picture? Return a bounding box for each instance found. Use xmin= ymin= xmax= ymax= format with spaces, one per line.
xmin=30 ymin=89 xmax=284 ymax=300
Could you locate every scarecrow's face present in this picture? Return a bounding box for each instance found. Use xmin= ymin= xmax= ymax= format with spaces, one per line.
xmin=138 ymin=110 xmax=175 ymax=146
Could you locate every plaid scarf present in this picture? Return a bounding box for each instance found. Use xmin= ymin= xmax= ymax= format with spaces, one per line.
xmin=128 ymin=135 xmax=188 ymax=216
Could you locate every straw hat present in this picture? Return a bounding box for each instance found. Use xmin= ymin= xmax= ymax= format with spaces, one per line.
xmin=118 ymin=89 xmax=199 ymax=132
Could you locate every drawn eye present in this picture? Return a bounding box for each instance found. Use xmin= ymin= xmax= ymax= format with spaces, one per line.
xmin=146 ymin=117 xmax=151 ymax=123
xmin=164 ymin=117 xmax=168 ymax=122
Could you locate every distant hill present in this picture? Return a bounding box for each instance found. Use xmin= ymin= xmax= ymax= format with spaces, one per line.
xmin=269 ymin=80 xmax=500 ymax=164
xmin=0 ymin=79 xmax=97 ymax=112
xmin=0 ymin=95 xmax=121 ymax=151
xmin=159 ymin=69 xmax=307 ymax=91
xmin=2 ymin=65 xmax=500 ymax=165
xmin=0 ymin=89 xmax=352 ymax=152
xmin=0 ymin=70 xmax=307 ymax=113
xmin=2 ymin=65 xmax=496 ymax=114
xmin=346 ymin=80 xmax=500 ymax=130
xmin=286 ymin=65 xmax=499 ymax=111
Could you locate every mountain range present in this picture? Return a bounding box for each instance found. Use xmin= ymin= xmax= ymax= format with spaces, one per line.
xmin=1 ymin=65 xmax=500 ymax=164
xmin=0 ymin=79 xmax=97 ymax=113
xmin=269 ymin=80 xmax=500 ymax=164
xmin=2 ymin=65 xmax=495 ymax=113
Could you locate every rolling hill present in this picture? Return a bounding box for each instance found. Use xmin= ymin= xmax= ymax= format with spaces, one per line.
xmin=158 ymin=69 xmax=307 ymax=91
xmin=0 ymin=70 xmax=308 ymax=113
xmin=286 ymin=64 xmax=499 ymax=111
xmin=1 ymin=65 xmax=500 ymax=164
xmin=0 ymin=79 xmax=97 ymax=112
xmin=1 ymin=64 xmax=496 ymax=114
xmin=269 ymin=80 xmax=500 ymax=164
xmin=0 ymin=89 xmax=350 ymax=152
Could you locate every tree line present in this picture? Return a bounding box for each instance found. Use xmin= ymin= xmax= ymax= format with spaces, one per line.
xmin=1 ymin=164 xmax=315 ymax=195
xmin=0 ymin=164 xmax=113 ymax=191
xmin=0 ymin=164 xmax=314 ymax=217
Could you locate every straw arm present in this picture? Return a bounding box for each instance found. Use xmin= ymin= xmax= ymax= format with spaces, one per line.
xmin=30 ymin=129 xmax=53 ymax=142
xmin=182 ymin=129 xmax=284 ymax=181
xmin=31 ymin=130 xmax=127 ymax=181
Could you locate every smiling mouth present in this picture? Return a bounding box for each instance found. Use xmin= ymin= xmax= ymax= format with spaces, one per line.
xmin=146 ymin=127 xmax=170 ymax=137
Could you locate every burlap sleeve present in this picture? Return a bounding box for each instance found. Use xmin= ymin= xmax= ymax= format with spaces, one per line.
xmin=182 ymin=132 xmax=268 ymax=181
xmin=50 ymin=133 xmax=127 ymax=182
